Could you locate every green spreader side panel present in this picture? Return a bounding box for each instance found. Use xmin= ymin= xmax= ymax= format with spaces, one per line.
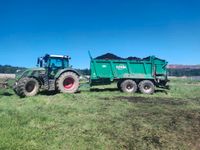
xmin=90 ymin=56 xmax=168 ymax=86
xmin=154 ymin=58 xmax=168 ymax=75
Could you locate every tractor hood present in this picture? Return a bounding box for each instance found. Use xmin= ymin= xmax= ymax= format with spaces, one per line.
xmin=15 ymin=68 xmax=46 ymax=80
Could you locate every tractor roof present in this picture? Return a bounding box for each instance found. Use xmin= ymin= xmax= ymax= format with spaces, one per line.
xmin=43 ymin=54 xmax=70 ymax=59
xmin=49 ymin=54 xmax=69 ymax=58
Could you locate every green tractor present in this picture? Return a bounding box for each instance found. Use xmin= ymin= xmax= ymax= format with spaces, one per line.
xmin=13 ymin=54 xmax=80 ymax=97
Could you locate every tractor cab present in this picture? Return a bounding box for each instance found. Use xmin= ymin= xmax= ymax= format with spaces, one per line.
xmin=37 ymin=54 xmax=71 ymax=78
xmin=37 ymin=54 xmax=70 ymax=69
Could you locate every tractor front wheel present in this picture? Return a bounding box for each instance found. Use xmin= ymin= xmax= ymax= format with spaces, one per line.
xmin=56 ymin=72 xmax=79 ymax=93
xmin=15 ymin=77 xmax=40 ymax=97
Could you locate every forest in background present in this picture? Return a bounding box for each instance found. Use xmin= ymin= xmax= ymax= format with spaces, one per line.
xmin=0 ymin=65 xmax=200 ymax=76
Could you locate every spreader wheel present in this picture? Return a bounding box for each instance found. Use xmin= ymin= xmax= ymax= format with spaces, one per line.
xmin=117 ymin=80 xmax=123 ymax=91
xmin=120 ymin=80 xmax=137 ymax=93
xmin=139 ymin=80 xmax=155 ymax=94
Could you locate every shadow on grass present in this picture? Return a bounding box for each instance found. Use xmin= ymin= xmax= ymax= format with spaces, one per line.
xmin=2 ymin=92 xmax=13 ymax=96
xmin=90 ymin=88 xmax=168 ymax=94
xmin=38 ymin=90 xmax=82 ymax=96
xmin=90 ymin=88 xmax=119 ymax=92
xmin=116 ymin=96 xmax=188 ymax=105
xmin=39 ymin=91 xmax=58 ymax=96
xmin=155 ymin=89 xmax=168 ymax=94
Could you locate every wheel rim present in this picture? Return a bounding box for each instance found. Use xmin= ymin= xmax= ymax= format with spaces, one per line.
xmin=143 ymin=84 xmax=152 ymax=93
xmin=25 ymin=81 xmax=36 ymax=93
xmin=63 ymin=77 xmax=75 ymax=89
xmin=126 ymin=83 xmax=134 ymax=92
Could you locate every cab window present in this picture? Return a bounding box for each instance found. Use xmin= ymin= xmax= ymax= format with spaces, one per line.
xmin=63 ymin=59 xmax=69 ymax=68
xmin=49 ymin=58 xmax=63 ymax=68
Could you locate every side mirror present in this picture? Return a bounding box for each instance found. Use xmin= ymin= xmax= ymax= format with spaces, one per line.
xmin=40 ymin=60 xmax=43 ymax=67
xmin=37 ymin=58 xmax=40 ymax=67
xmin=37 ymin=57 xmax=43 ymax=67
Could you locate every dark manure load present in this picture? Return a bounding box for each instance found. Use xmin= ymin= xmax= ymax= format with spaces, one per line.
xmin=95 ymin=53 xmax=124 ymax=60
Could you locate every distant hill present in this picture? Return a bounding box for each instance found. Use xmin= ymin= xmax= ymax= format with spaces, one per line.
xmin=0 ymin=65 xmax=90 ymax=75
xmin=0 ymin=64 xmax=200 ymax=77
xmin=168 ymin=65 xmax=200 ymax=76
xmin=0 ymin=65 xmax=26 ymax=74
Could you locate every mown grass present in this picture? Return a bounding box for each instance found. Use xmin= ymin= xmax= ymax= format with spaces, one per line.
xmin=0 ymin=79 xmax=200 ymax=150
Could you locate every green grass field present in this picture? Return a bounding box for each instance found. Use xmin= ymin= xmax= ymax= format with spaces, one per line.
xmin=0 ymin=79 xmax=200 ymax=150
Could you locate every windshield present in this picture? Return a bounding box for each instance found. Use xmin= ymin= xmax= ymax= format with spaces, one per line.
xmin=49 ymin=58 xmax=63 ymax=68
xmin=48 ymin=57 xmax=69 ymax=68
xmin=38 ymin=56 xmax=69 ymax=68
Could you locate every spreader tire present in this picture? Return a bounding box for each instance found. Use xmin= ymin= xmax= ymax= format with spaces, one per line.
xmin=120 ymin=80 xmax=137 ymax=93
xmin=15 ymin=77 xmax=39 ymax=97
xmin=56 ymin=72 xmax=79 ymax=93
xmin=139 ymin=80 xmax=155 ymax=94
xmin=117 ymin=80 xmax=123 ymax=90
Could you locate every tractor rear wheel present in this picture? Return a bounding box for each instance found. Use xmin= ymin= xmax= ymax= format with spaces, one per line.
xmin=56 ymin=72 xmax=79 ymax=93
xmin=15 ymin=77 xmax=40 ymax=97
xmin=139 ymin=80 xmax=155 ymax=94
xmin=120 ymin=80 xmax=137 ymax=93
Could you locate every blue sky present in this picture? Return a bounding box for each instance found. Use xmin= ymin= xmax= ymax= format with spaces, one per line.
xmin=0 ymin=0 xmax=200 ymax=68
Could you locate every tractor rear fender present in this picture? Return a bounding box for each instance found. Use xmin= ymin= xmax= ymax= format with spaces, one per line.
xmin=55 ymin=68 xmax=80 ymax=79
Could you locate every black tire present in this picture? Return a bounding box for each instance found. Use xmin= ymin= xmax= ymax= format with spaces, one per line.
xmin=139 ymin=80 xmax=155 ymax=94
xmin=117 ymin=80 xmax=123 ymax=90
xmin=13 ymin=86 xmax=18 ymax=95
xmin=56 ymin=72 xmax=79 ymax=93
xmin=15 ymin=77 xmax=40 ymax=97
xmin=120 ymin=80 xmax=137 ymax=93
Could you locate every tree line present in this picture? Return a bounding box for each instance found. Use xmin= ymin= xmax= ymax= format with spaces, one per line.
xmin=168 ymin=68 xmax=200 ymax=76
xmin=0 ymin=65 xmax=200 ymax=76
xmin=0 ymin=65 xmax=26 ymax=74
xmin=0 ymin=65 xmax=90 ymax=75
